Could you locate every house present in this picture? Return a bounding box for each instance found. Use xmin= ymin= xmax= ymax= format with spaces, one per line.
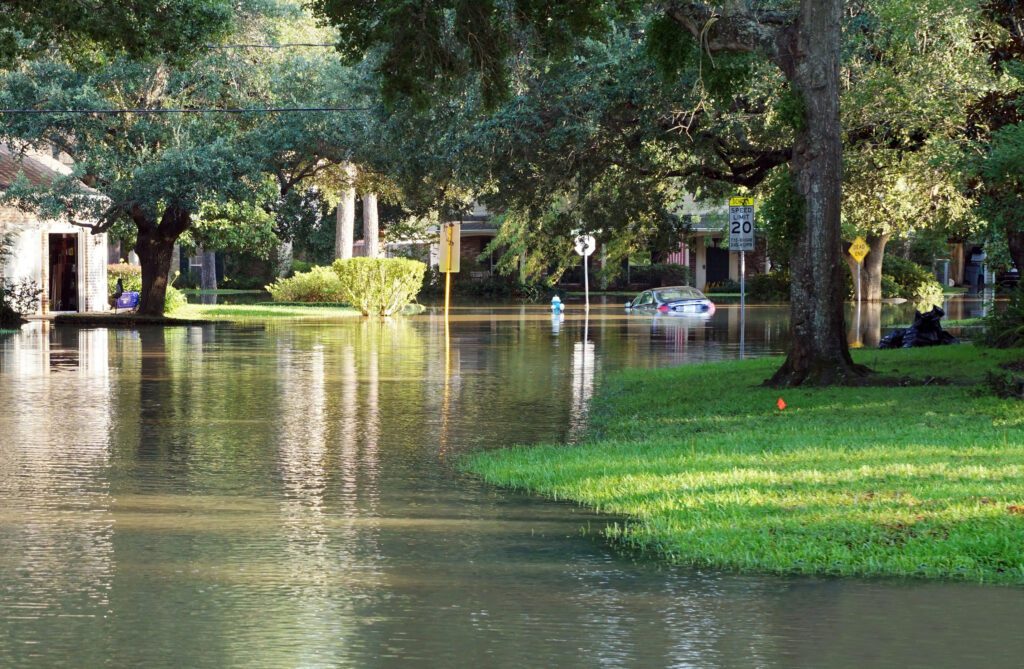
xmin=669 ymin=194 xmax=770 ymax=291
xmin=427 ymin=203 xmax=502 ymax=276
xmin=0 ymin=145 xmax=109 ymax=314
xmin=421 ymin=198 xmax=769 ymax=289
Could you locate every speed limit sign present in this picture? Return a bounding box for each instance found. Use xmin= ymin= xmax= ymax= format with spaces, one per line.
xmin=728 ymin=196 xmax=755 ymax=251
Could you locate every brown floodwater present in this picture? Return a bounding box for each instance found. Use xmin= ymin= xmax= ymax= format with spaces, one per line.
xmin=0 ymin=297 xmax=1020 ymax=668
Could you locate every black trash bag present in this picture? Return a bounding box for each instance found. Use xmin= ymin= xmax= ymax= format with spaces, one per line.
xmin=879 ymin=329 xmax=905 ymax=349
xmin=879 ymin=306 xmax=959 ymax=349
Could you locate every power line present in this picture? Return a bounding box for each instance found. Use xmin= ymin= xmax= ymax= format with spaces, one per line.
xmin=0 ymin=106 xmax=372 ymax=115
xmin=204 ymin=43 xmax=337 ymax=49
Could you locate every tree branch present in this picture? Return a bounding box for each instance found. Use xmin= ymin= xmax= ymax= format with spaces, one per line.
xmin=665 ymin=147 xmax=792 ymax=188
xmin=664 ymin=1 xmax=791 ymax=58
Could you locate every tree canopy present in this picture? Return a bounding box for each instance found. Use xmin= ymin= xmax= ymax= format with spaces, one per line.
xmin=0 ymin=1 xmax=372 ymax=314
xmin=1 ymin=0 xmax=233 ymax=65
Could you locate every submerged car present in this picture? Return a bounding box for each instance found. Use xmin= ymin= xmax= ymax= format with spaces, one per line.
xmin=625 ymin=286 xmax=716 ymax=316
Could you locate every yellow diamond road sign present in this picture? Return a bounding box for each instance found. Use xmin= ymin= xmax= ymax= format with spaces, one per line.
xmin=848 ymin=237 xmax=869 ymax=264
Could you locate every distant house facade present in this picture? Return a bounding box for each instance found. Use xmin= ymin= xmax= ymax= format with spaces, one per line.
xmin=420 ymin=198 xmax=770 ymax=290
xmin=427 ymin=203 xmax=501 ymax=276
xmin=0 ymin=145 xmax=109 ymax=314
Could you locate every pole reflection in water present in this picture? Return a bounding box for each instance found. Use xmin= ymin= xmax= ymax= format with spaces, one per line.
xmin=571 ymin=313 xmax=596 ymax=432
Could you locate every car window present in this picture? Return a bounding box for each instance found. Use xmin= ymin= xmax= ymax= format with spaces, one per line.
xmin=637 ymin=291 xmax=654 ymax=305
xmin=655 ymin=287 xmax=701 ymax=301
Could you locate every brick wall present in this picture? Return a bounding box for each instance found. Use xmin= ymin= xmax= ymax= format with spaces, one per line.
xmin=0 ymin=205 xmax=109 ymax=313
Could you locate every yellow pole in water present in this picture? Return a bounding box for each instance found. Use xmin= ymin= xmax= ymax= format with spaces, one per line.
xmin=444 ymin=224 xmax=454 ymax=320
xmin=441 ymin=223 xmax=454 ymax=458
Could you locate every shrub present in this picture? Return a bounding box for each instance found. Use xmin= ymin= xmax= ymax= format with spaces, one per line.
xmin=1 ymin=278 xmax=41 ymax=327
xmin=0 ymin=302 xmax=18 ymax=329
xmin=746 ymin=272 xmax=790 ymax=302
xmin=880 ymin=275 xmax=901 ymax=299
xmin=266 ymin=266 xmax=346 ymax=303
xmin=980 ymin=284 xmax=1024 ymax=348
xmin=164 ymin=286 xmax=187 ymax=314
xmin=704 ymin=279 xmax=740 ymax=293
xmin=419 ymin=268 xmax=548 ymax=301
xmin=290 ymin=259 xmax=314 ymax=275
xmin=882 ymin=256 xmax=943 ymax=305
xmin=108 ymin=263 xmax=142 ymax=294
xmin=332 ymin=257 xmax=426 ymax=316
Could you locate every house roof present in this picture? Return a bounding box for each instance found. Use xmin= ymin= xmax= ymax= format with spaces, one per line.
xmin=0 ymin=144 xmax=98 ymax=196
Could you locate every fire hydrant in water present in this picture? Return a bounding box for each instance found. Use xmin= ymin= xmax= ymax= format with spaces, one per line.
xmin=551 ymin=295 xmax=564 ymax=313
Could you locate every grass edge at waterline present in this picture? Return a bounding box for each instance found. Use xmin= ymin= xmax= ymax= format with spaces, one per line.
xmin=463 ymin=346 xmax=1024 ymax=584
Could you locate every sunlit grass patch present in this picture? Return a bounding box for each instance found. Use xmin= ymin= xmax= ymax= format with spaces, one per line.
xmin=172 ymin=303 xmax=360 ymax=321
xmin=464 ymin=346 xmax=1024 ymax=583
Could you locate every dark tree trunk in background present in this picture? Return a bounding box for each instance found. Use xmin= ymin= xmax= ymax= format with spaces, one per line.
xmin=200 ymin=247 xmax=217 ymax=291
xmin=363 ymin=191 xmax=380 ymax=258
xmin=134 ymin=205 xmax=191 ymax=316
xmin=1007 ymin=228 xmax=1024 ymax=276
xmin=862 ymin=234 xmax=889 ymax=302
xmin=844 ymin=233 xmax=890 ymax=302
xmin=767 ymin=0 xmax=867 ymax=386
xmin=335 ymin=162 xmax=357 ymax=259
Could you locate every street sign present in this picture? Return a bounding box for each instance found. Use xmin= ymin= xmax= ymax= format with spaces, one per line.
xmin=848 ymin=237 xmax=869 ymax=264
xmin=728 ymin=196 xmax=755 ymax=251
xmin=439 ymin=222 xmax=461 ymax=273
xmin=574 ymin=234 xmax=596 ymax=257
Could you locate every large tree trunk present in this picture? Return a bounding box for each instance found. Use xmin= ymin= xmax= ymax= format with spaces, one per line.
xmin=363 ymin=191 xmax=380 ymax=259
xmin=768 ymin=0 xmax=867 ymax=386
xmin=135 ymin=206 xmax=191 ymax=316
xmin=667 ymin=0 xmax=867 ymax=385
xmin=335 ymin=162 xmax=357 ymax=259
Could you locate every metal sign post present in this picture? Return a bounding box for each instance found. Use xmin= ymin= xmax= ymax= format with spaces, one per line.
xmin=729 ymin=197 xmax=755 ymax=357
xmin=440 ymin=223 xmax=461 ymax=320
xmin=739 ymin=249 xmax=746 ymax=358
xmin=848 ymin=237 xmax=870 ymax=348
xmin=574 ymin=234 xmax=596 ymax=312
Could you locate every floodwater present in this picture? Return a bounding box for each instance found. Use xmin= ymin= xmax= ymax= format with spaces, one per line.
xmin=0 ymin=297 xmax=1020 ymax=668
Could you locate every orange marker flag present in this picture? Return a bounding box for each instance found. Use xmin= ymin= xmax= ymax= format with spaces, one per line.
xmin=776 ymin=397 xmax=787 ymax=411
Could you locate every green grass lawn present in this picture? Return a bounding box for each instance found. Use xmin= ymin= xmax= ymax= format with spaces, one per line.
xmin=181 ymin=289 xmax=267 ymax=295
xmin=172 ymin=303 xmax=360 ymax=321
xmin=464 ymin=346 xmax=1024 ymax=583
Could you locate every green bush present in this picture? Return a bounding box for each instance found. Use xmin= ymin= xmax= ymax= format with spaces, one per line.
xmin=746 ymin=272 xmax=790 ymax=302
xmin=164 ymin=286 xmax=187 ymax=314
xmin=980 ymin=284 xmax=1024 ymax=348
xmin=332 ymin=257 xmax=426 ymax=316
xmin=265 ymin=266 xmax=346 ymax=303
xmin=419 ymin=268 xmax=548 ymax=301
xmin=880 ymin=275 xmax=901 ymax=299
xmin=1 ymin=278 xmax=41 ymax=327
xmin=704 ymin=279 xmax=741 ymax=293
xmin=108 ymin=263 xmax=142 ymax=294
xmin=290 ymin=259 xmax=314 ymax=275
xmin=882 ymin=256 xmax=943 ymax=304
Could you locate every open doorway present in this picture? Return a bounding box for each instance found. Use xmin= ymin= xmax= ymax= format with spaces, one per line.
xmin=706 ymin=246 xmax=730 ymax=285
xmin=49 ymin=233 xmax=79 ymax=312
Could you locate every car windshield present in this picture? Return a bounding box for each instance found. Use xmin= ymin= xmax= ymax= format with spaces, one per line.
xmin=655 ymin=287 xmax=702 ymax=301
